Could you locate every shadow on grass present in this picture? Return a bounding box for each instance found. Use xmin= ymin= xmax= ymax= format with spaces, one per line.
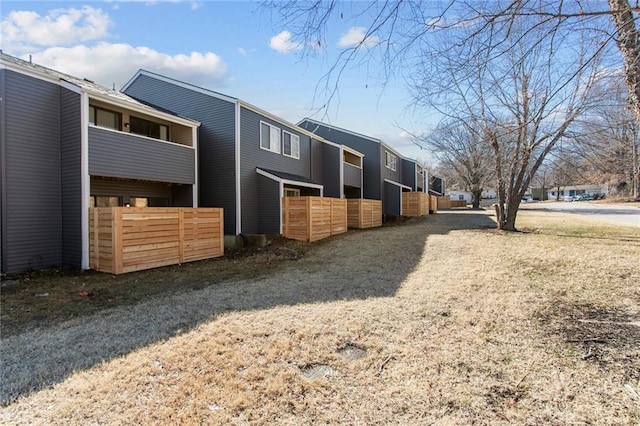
xmin=0 ymin=210 xmax=496 ymax=405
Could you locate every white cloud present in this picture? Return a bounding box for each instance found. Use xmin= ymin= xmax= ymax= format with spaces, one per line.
xmin=269 ymin=30 xmax=302 ymax=54
xmin=1 ymin=6 xmax=111 ymax=52
xmin=238 ymin=47 xmax=247 ymax=56
xmin=30 ymin=43 xmax=228 ymax=89
xmin=338 ymin=27 xmax=379 ymax=49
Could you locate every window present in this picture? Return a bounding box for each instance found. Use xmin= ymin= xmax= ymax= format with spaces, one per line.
xmin=89 ymin=106 xmax=121 ymax=131
xmin=130 ymin=116 xmax=169 ymax=141
xmin=384 ymin=150 xmax=397 ymax=171
xmin=131 ymin=197 xmax=148 ymax=207
xmin=260 ymin=122 xmax=281 ymax=153
xmin=282 ymin=131 xmax=300 ymax=159
xmin=284 ymin=188 xmax=301 ymax=197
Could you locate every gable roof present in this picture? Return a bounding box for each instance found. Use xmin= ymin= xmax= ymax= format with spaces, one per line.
xmin=299 ymin=117 xmax=411 ymax=162
xmin=0 ymin=53 xmax=199 ymax=127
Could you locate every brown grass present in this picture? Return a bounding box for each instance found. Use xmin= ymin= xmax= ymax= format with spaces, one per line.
xmin=1 ymin=209 xmax=639 ymax=425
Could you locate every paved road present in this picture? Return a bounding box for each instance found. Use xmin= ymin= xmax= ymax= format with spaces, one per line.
xmin=524 ymin=201 xmax=640 ymax=227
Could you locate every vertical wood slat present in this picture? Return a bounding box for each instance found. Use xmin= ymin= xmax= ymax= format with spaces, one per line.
xmin=282 ymin=196 xmax=347 ymax=242
xmin=401 ymin=192 xmax=429 ymax=217
xmin=89 ymin=207 xmax=224 ymax=274
xmin=347 ymin=199 xmax=382 ymax=229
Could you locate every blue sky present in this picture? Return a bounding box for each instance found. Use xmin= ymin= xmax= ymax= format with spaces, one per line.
xmin=0 ymin=0 xmax=430 ymax=161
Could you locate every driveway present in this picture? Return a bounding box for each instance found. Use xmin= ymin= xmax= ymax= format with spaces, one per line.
xmin=523 ymin=201 xmax=640 ymax=227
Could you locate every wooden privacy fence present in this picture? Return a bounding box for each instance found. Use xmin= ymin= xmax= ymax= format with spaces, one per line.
xmin=429 ymin=195 xmax=438 ymax=213
xmin=89 ymin=207 xmax=224 ymax=274
xmin=436 ymin=196 xmax=452 ymax=209
xmin=450 ymin=200 xmax=468 ymax=208
xmin=282 ymin=197 xmax=347 ymax=242
xmin=347 ymin=199 xmax=382 ymax=229
xmin=402 ymin=192 xmax=429 ymax=217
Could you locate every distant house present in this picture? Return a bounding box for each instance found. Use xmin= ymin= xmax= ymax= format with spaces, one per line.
xmin=448 ymin=191 xmax=473 ymax=204
xmin=0 ymin=53 xmax=200 ymax=274
xmin=298 ymin=118 xmax=426 ymax=217
xmin=547 ymin=184 xmax=608 ymax=201
xmin=122 ymin=70 xmax=363 ymax=235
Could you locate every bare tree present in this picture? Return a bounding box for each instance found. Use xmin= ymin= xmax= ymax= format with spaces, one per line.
xmin=266 ymin=0 xmax=628 ymax=229
xmin=572 ymin=74 xmax=640 ymax=198
xmin=418 ymin=118 xmax=494 ymax=208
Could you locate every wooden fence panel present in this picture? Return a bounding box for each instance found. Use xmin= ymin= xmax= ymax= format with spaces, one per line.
xmin=450 ymin=200 xmax=468 ymax=208
xmin=282 ymin=197 xmax=347 ymax=242
xmin=437 ymin=196 xmax=451 ymax=209
xmin=402 ymin=192 xmax=429 ymax=217
xmin=89 ymin=207 xmax=224 ymax=274
xmin=429 ymin=195 xmax=438 ymax=214
xmin=347 ymin=199 xmax=383 ymax=229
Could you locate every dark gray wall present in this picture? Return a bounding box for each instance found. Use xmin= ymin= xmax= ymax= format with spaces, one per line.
xmin=123 ymin=73 xmax=237 ymax=233
xmin=321 ymin=143 xmax=341 ymax=198
xmin=401 ymin=158 xmax=416 ymax=191
xmin=60 ymin=88 xmax=83 ymax=268
xmin=384 ymin=181 xmax=402 ymax=216
xmin=239 ymin=107 xmax=312 ymax=234
xmin=299 ymin=120 xmax=381 ymax=200
xmin=2 ymin=70 xmax=62 ymax=273
xmin=257 ymin=175 xmax=281 ymax=234
xmin=380 ymin=147 xmax=403 ymax=187
xmin=89 ymin=127 xmax=195 ymax=184
xmin=90 ymin=177 xmax=189 ymax=206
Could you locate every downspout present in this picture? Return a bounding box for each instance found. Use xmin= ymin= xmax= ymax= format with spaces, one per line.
xmin=235 ymin=101 xmax=241 ymax=234
xmin=80 ymin=91 xmax=90 ymax=269
xmin=0 ymin=65 xmax=6 ymax=273
xmin=192 ymin=126 xmax=198 ymax=207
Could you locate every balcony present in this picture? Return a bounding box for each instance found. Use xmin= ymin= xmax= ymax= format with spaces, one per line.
xmin=88 ymin=126 xmax=195 ymax=184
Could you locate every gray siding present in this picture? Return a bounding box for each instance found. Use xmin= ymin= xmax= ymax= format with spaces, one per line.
xmin=299 ymin=120 xmax=381 ymax=200
xmin=321 ymin=143 xmax=341 ymax=198
xmin=384 ymin=181 xmax=402 ymax=216
xmin=123 ymin=74 xmax=237 ymax=233
xmin=240 ymin=107 xmax=312 ymax=234
xmin=60 ymin=88 xmax=83 ymax=268
xmin=2 ymin=70 xmax=62 ymax=273
xmin=343 ymin=163 xmax=362 ymax=189
xmin=401 ymin=158 xmax=416 ymax=191
xmin=89 ymin=127 xmax=195 ymax=184
xmin=380 ymin=147 xmax=403 ymax=186
xmin=310 ymin=138 xmax=324 ymax=192
xmin=257 ymin=175 xmax=281 ymax=234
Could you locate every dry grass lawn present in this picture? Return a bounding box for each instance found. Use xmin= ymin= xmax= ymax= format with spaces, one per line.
xmin=1 ymin=208 xmax=639 ymax=425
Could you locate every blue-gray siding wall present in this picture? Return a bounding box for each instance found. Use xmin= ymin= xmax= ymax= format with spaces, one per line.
xmin=380 ymin=147 xmax=403 ymax=186
xmin=298 ymin=120 xmax=381 ymax=200
xmin=257 ymin=175 xmax=281 ymax=234
xmin=88 ymin=127 xmax=195 ymax=184
xmin=123 ymin=74 xmax=237 ymax=233
xmin=60 ymin=88 xmax=83 ymax=268
xmin=401 ymin=158 xmax=416 ymax=191
xmin=1 ymin=70 xmax=62 ymax=273
xmin=240 ymin=107 xmax=312 ymax=234
xmin=310 ymin=138 xmax=325 ymax=193
xmin=321 ymin=143 xmax=341 ymax=198
xmin=384 ymin=181 xmax=402 ymax=216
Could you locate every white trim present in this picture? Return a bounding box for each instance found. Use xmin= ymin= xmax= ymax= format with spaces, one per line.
xmin=339 ymin=146 xmax=345 ymax=199
xmin=256 ymin=168 xmax=324 ymax=191
xmin=235 ymin=101 xmax=242 ymax=235
xmin=59 ymin=80 xmax=82 ymax=94
xmin=300 ymin=117 xmax=406 ymax=160
xmin=282 ymin=130 xmax=300 ymax=159
xmin=383 ymin=178 xmax=412 ymax=191
xmin=279 ymin=183 xmax=284 ymax=234
xmin=80 ymin=92 xmax=90 ymax=270
xmin=122 ymin=69 xmax=238 ymax=104
xmin=259 ymin=121 xmax=281 ymax=154
xmin=342 ymin=144 xmax=363 ymax=158
xmin=192 ymin=127 xmax=198 ymax=207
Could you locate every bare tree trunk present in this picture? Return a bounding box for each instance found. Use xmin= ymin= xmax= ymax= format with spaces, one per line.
xmin=472 ymin=189 xmax=482 ymax=209
xmin=608 ymin=0 xmax=640 ymax=125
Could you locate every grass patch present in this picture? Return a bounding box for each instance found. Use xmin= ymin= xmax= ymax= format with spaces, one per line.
xmin=1 ymin=209 xmax=639 ymax=424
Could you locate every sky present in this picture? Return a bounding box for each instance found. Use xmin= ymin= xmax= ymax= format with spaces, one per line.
xmin=0 ymin=0 xmax=432 ymax=162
